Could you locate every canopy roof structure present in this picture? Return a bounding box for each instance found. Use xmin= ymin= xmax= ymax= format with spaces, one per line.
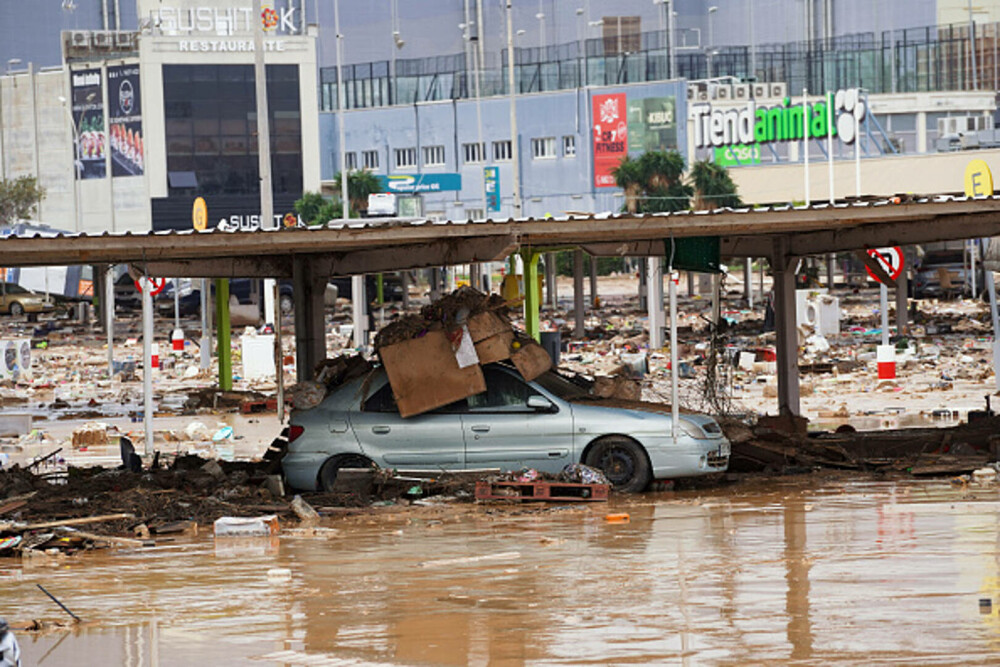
xmin=4 ymin=193 xmax=999 ymax=419
xmin=2 ymin=195 xmax=997 ymax=278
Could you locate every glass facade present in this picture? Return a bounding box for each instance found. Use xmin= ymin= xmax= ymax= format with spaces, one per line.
xmin=164 ymin=64 xmax=302 ymax=197
xmin=320 ymin=20 xmax=1000 ymax=111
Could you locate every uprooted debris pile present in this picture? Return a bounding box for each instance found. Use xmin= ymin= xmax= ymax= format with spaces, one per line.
xmin=724 ymin=414 xmax=1000 ymax=475
xmin=374 ymin=287 xmax=554 ymax=417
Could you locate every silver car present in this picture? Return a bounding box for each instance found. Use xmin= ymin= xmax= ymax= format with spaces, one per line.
xmin=282 ymin=363 xmax=730 ymax=493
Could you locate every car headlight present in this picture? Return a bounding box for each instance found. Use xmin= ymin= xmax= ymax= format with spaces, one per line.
xmin=677 ymin=419 xmax=705 ymax=439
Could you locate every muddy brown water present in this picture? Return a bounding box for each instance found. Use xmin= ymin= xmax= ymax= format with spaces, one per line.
xmin=5 ymin=475 xmax=1000 ymax=665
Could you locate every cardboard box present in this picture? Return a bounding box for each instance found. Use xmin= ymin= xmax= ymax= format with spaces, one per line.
xmin=474 ymin=331 xmax=514 ymax=365
xmin=467 ymin=311 xmax=509 ymax=342
xmin=380 ymin=330 xmax=486 ymax=418
xmin=511 ymin=341 xmax=552 ymax=381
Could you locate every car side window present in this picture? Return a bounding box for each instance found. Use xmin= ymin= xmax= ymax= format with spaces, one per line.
xmin=362 ymin=380 xmax=468 ymax=414
xmin=362 ymin=381 xmax=397 ymax=413
xmin=467 ymin=367 xmax=540 ymax=412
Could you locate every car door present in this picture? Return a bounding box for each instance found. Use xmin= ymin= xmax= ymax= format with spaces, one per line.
xmin=349 ymin=377 xmax=467 ymax=470
xmin=461 ymin=366 xmax=574 ymax=474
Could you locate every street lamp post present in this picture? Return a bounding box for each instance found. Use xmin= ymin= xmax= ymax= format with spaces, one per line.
xmin=58 ymin=93 xmax=91 ymax=233
xmin=708 ymin=6 xmax=718 ymax=77
xmin=506 ymin=0 xmax=522 ymax=217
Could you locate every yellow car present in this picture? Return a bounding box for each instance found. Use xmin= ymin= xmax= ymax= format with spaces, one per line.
xmin=0 ymin=283 xmax=56 ymax=316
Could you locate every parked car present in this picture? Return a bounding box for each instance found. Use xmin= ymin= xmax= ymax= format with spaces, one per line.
xmin=282 ymin=363 xmax=730 ymax=494
xmin=329 ymin=273 xmax=404 ymax=303
xmin=0 ymin=282 xmax=55 ymax=316
xmin=912 ymin=249 xmax=983 ymax=299
xmin=157 ymin=279 xmax=296 ymax=317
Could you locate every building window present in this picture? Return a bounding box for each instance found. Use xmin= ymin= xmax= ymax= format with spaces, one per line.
xmin=423 ymin=145 xmax=446 ymax=167
xmin=395 ymin=147 xmax=417 ymax=169
xmin=493 ymin=140 xmax=512 ymax=162
xmin=463 ymin=142 xmax=485 ymax=164
xmin=532 ymin=137 xmax=556 ymax=159
xmin=163 ymin=64 xmax=302 ymax=197
xmin=362 ymin=150 xmax=379 ymax=170
xmin=344 ymin=151 xmax=357 ymax=171
xmin=563 ymin=135 xmax=576 ymax=157
xmin=466 ymin=208 xmax=485 ymax=220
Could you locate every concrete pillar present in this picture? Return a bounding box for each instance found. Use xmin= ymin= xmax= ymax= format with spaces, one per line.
xmin=638 ymin=259 xmax=648 ymax=310
xmin=743 ymin=258 xmax=753 ymax=306
xmin=401 ymin=271 xmax=410 ymax=310
xmin=293 ymin=259 xmax=327 ymax=382
xmin=522 ymin=250 xmax=541 ymax=341
xmin=589 ymin=256 xmax=598 ymax=307
xmin=647 ymin=257 xmax=664 ymax=349
xmin=215 ymin=279 xmax=232 ymax=391
xmin=825 ymin=253 xmax=835 ymax=289
xmin=772 ymin=239 xmax=801 ymax=417
xmin=895 ymin=269 xmax=908 ymax=335
xmin=916 ymin=111 xmax=927 ymax=154
xmin=430 ymin=268 xmax=442 ymax=301
xmin=687 ymin=271 xmax=695 ymax=296
xmin=545 ymin=252 xmax=557 ymax=308
xmin=573 ymin=250 xmax=585 ymax=338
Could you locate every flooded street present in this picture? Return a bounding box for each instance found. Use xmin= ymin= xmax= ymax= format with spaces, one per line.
xmin=5 ymin=475 xmax=1000 ymax=665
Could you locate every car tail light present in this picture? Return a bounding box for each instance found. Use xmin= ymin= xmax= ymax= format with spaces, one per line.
xmin=288 ymin=424 xmax=304 ymax=442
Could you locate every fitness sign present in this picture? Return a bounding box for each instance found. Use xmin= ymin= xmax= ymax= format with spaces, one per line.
xmin=691 ymin=88 xmax=867 ymax=150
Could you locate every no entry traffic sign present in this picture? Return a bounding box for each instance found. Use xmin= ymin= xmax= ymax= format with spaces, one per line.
xmin=135 ymin=277 xmax=167 ymax=296
xmin=865 ymin=246 xmax=904 ymax=284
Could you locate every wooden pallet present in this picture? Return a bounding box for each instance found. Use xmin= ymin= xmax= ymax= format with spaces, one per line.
xmin=475 ymin=480 xmax=609 ymax=502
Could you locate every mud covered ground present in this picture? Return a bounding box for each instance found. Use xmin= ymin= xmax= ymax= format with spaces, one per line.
xmin=4 ymin=473 xmax=1000 ymax=665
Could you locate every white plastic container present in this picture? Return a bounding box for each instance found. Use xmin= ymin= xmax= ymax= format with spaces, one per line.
xmin=213 ymin=515 xmax=279 ymax=537
xmin=241 ymin=334 xmax=275 ymax=380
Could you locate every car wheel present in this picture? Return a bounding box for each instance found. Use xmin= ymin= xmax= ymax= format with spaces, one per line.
xmin=318 ymin=454 xmax=373 ymax=492
xmin=279 ymin=293 xmax=294 ymax=315
xmin=9 ymin=302 xmax=24 ymax=317
xmin=584 ymin=436 xmax=651 ymax=493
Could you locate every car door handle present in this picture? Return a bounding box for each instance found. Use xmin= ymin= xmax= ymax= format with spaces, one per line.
xmin=548 ymin=451 xmax=563 ymax=458
xmin=470 ymin=425 xmax=491 ymax=433
xmin=372 ymin=425 xmax=391 ymax=434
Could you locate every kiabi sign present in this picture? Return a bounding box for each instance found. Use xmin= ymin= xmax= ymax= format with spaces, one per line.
xmin=691 ymin=88 xmax=866 ymax=150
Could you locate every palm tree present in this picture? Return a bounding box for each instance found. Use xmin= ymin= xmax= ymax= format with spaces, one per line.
xmin=611 ymin=156 xmax=645 ymax=214
xmin=333 ymin=169 xmax=383 ymax=217
xmin=689 ymin=160 xmax=742 ymax=210
xmin=613 ymin=150 xmax=692 ymax=214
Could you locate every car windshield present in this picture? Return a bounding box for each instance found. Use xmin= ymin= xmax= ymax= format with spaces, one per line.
xmin=532 ymin=369 xmax=590 ymax=400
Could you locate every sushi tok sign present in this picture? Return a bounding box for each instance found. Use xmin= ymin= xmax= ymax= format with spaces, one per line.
xmin=70 ymin=69 xmax=106 ymax=180
xmin=107 ymin=65 xmax=144 ymax=178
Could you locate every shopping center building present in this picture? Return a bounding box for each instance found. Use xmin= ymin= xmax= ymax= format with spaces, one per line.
xmin=0 ymin=0 xmax=998 ymax=234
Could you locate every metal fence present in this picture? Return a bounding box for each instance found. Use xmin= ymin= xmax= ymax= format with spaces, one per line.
xmin=320 ymin=20 xmax=1000 ymax=111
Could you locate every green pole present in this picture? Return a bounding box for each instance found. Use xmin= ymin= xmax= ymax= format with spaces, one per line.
xmin=521 ymin=250 xmax=541 ymax=342
xmin=376 ymin=273 xmax=384 ymax=305
xmin=215 ymin=278 xmax=232 ymax=391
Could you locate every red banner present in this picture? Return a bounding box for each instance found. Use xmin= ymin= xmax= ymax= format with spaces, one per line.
xmin=592 ymin=93 xmax=628 ymax=188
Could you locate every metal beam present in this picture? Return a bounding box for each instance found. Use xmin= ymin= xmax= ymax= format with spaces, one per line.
xmin=320 ymin=237 xmax=520 ymax=276
xmin=141 ymin=257 xmax=293 ymax=279
xmin=723 ymin=212 xmax=1000 ymax=258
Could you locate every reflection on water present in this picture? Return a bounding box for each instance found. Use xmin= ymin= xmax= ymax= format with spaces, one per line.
xmin=5 ymin=477 xmax=1000 ymax=665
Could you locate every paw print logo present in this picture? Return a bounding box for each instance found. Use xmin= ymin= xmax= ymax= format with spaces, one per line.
xmin=261 ymin=7 xmax=279 ymax=31
xmin=834 ymin=88 xmax=866 ymax=144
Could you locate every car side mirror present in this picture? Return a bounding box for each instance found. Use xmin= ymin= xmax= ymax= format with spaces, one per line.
xmin=526 ymin=395 xmax=555 ymax=412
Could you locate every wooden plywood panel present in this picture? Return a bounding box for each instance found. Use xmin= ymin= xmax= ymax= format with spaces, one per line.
xmin=380 ymin=330 xmax=486 ymax=418
xmin=474 ymin=331 xmax=514 ymax=365
xmin=511 ymin=341 xmax=552 ymax=382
